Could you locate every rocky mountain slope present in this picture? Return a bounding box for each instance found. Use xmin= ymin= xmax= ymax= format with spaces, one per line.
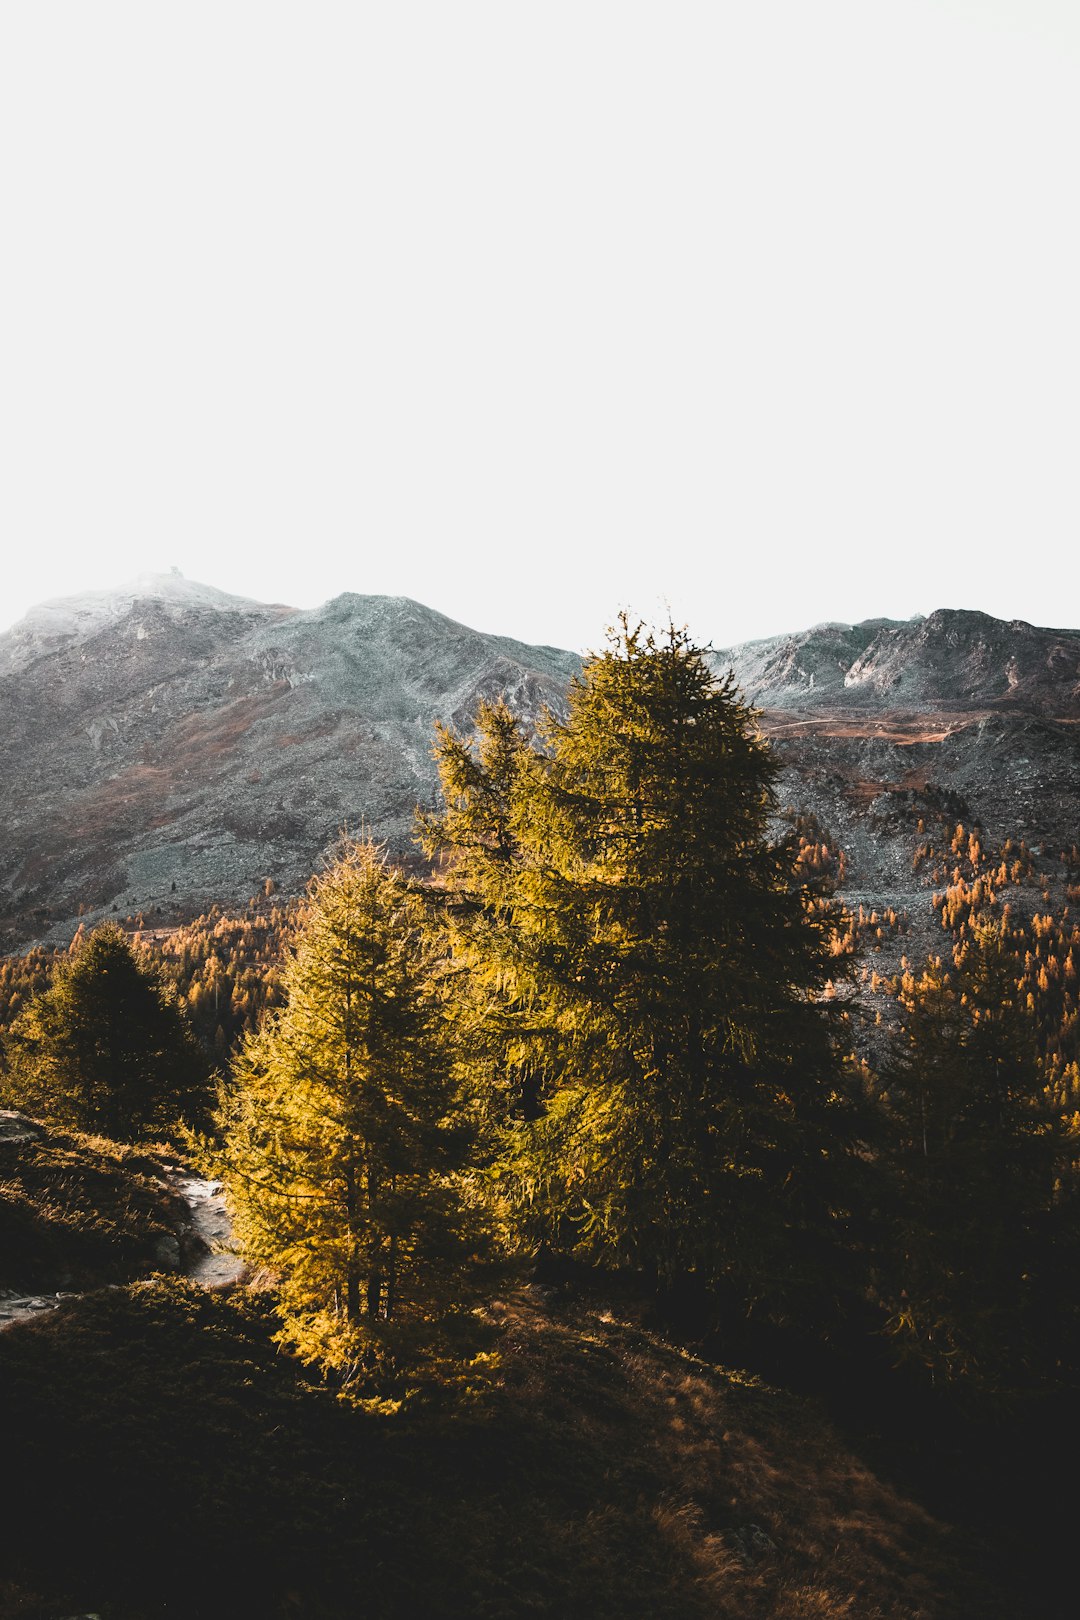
xmin=713 ymin=608 xmax=1080 ymax=976
xmin=713 ymin=608 xmax=1080 ymax=715
xmin=0 ymin=575 xmax=578 ymax=948
xmin=1 ymin=582 xmax=1077 ymax=958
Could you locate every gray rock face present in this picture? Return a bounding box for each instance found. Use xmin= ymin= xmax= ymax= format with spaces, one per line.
xmin=0 ymin=577 xmax=579 ymax=948
xmin=714 ymin=609 xmax=1080 ymax=989
xmin=0 ymin=1110 xmax=44 ymax=1145
xmin=714 ymin=608 xmax=1080 ymax=715
xmin=713 ymin=610 xmax=1080 ymax=855
xmin=710 ymin=620 xmax=899 ymax=707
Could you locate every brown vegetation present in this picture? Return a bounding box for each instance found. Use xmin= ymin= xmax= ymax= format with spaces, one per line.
xmin=0 ymin=1279 xmax=1007 ymax=1619
xmin=0 ymin=1123 xmax=185 ymax=1295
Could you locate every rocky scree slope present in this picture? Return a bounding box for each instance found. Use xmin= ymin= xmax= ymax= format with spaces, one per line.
xmin=0 ymin=576 xmax=578 ymax=948
xmin=713 ymin=607 xmax=1080 ymax=979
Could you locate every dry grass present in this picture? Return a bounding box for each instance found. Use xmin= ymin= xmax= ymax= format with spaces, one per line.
xmin=0 ymin=1278 xmax=1016 ymax=1620
xmin=0 ymin=1123 xmax=185 ymax=1293
xmin=485 ymin=1293 xmax=989 ymax=1620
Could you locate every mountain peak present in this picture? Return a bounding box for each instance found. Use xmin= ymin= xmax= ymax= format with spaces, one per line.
xmin=0 ymin=574 xmax=294 ymax=678
xmin=715 ymin=606 xmax=1080 ymax=714
xmin=35 ymin=570 xmax=286 ymax=618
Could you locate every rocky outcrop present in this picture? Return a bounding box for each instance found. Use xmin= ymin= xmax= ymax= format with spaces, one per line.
xmin=714 ymin=608 xmax=1080 ymax=716
xmin=0 ymin=1109 xmax=44 ymax=1146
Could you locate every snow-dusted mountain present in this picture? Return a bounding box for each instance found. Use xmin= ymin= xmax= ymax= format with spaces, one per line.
xmin=0 ymin=576 xmax=578 ymax=946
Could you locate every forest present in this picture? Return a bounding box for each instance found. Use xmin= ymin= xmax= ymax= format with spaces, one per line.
xmin=1 ymin=619 xmax=1079 ymax=1618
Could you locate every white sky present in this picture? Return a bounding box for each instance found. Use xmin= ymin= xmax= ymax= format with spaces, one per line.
xmin=1 ymin=1 xmax=1077 ymax=652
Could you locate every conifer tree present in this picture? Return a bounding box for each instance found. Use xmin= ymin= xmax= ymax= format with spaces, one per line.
xmin=1 ymin=922 xmax=208 ymax=1140
xmin=879 ymin=921 xmax=1065 ymax=1388
xmin=422 ymin=619 xmax=860 ymax=1322
xmin=216 ymin=839 xmax=487 ymax=1384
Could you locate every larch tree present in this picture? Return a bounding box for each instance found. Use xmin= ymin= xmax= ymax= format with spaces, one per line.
xmin=1 ymin=922 xmax=209 ymax=1140
xmin=216 ymin=839 xmax=488 ymax=1386
xmin=879 ymin=921 xmax=1066 ymax=1389
xmin=421 ymin=618 xmax=862 ymax=1325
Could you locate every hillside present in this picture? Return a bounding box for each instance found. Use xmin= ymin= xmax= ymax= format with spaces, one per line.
xmin=0 ymin=1277 xmax=1015 ymax=1620
xmin=1 ymin=1111 xmax=1014 ymax=1619
xmin=0 ymin=576 xmax=577 ymax=949
xmin=4 ymin=597 xmax=1079 ymax=1620
xmin=0 ymin=1111 xmax=235 ymax=1326
xmin=714 ymin=608 xmax=1080 ymax=714
xmin=711 ymin=609 xmax=1080 ymax=981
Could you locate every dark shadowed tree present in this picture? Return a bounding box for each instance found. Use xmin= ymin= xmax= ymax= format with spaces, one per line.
xmin=1 ymin=923 xmax=209 ymax=1140
xmin=878 ymin=920 xmax=1072 ymax=1389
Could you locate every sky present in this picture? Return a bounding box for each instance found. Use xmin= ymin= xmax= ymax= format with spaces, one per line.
xmin=1 ymin=1 xmax=1077 ymax=653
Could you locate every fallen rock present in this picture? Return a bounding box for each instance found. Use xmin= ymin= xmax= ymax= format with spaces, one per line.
xmin=727 ymin=1523 xmax=777 ymax=1563
xmin=153 ymin=1233 xmax=183 ymax=1271
xmin=0 ymin=1110 xmax=44 ymax=1146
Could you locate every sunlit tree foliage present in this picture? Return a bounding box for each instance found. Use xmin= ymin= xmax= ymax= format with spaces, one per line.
xmin=1 ymin=923 xmax=209 ymax=1140
xmin=215 ymin=839 xmax=489 ymax=1387
xmin=421 ymin=618 xmax=863 ymax=1323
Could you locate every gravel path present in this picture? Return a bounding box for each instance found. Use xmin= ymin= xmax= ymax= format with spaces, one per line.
xmin=0 ymin=1168 xmax=245 ymax=1330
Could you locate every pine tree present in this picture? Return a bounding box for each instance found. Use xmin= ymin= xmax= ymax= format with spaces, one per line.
xmin=879 ymin=922 xmax=1064 ymax=1388
xmin=422 ymin=619 xmax=861 ymax=1322
xmin=1 ymin=922 xmax=209 ymax=1140
xmin=215 ymin=839 xmax=488 ymax=1386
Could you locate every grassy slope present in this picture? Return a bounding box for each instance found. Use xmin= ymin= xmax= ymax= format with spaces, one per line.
xmin=0 ymin=1123 xmax=187 ymax=1293
xmin=0 ymin=1280 xmax=1008 ymax=1620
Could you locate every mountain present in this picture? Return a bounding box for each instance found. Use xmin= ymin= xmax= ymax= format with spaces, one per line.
xmin=2 ymin=582 xmax=1078 ymax=956
xmin=0 ymin=575 xmax=578 ymax=948
xmin=713 ymin=608 xmax=1080 ymax=970
xmin=713 ymin=608 xmax=1080 ymax=714
xmin=0 ymin=571 xmax=286 ymax=679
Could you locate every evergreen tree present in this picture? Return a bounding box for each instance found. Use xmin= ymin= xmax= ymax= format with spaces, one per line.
xmin=215 ymin=839 xmax=488 ymax=1385
xmin=1 ymin=922 xmax=209 ymax=1140
xmin=422 ymin=619 xmax=861 ymax=1323
xmin=879 ymin=922 xmax=1065 ymax=1388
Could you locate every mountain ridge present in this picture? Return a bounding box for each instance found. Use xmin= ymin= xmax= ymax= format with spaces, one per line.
xmin=713 ymin=607 xmax=1080 ymax=715
xmin=0 ymin=578 xmax=578 ymax=947
xmin=2 ymin=579 xmax=1078 ymax=952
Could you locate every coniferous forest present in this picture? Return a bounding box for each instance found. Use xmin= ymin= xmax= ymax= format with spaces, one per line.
xmin=2 ymin=620 xmax=1079 ymax=1618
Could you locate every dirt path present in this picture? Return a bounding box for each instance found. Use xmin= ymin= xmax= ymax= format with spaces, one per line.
xmin=162 ymin=1171 xmax=246 ymax=1288
xmin=0 ymin=1167 xmax=244 ymax=1330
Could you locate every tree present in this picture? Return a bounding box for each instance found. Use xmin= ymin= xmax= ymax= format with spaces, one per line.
xmin=421 ymin=618 xmax=861 ymax=1323
xmin=1 ymin=923 xmax=209 ymax=1140
xmin=215 ymin=839 xmax=488 ymax=1385
xmin=878 ymin=922 xmax=1065 ymax=1388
